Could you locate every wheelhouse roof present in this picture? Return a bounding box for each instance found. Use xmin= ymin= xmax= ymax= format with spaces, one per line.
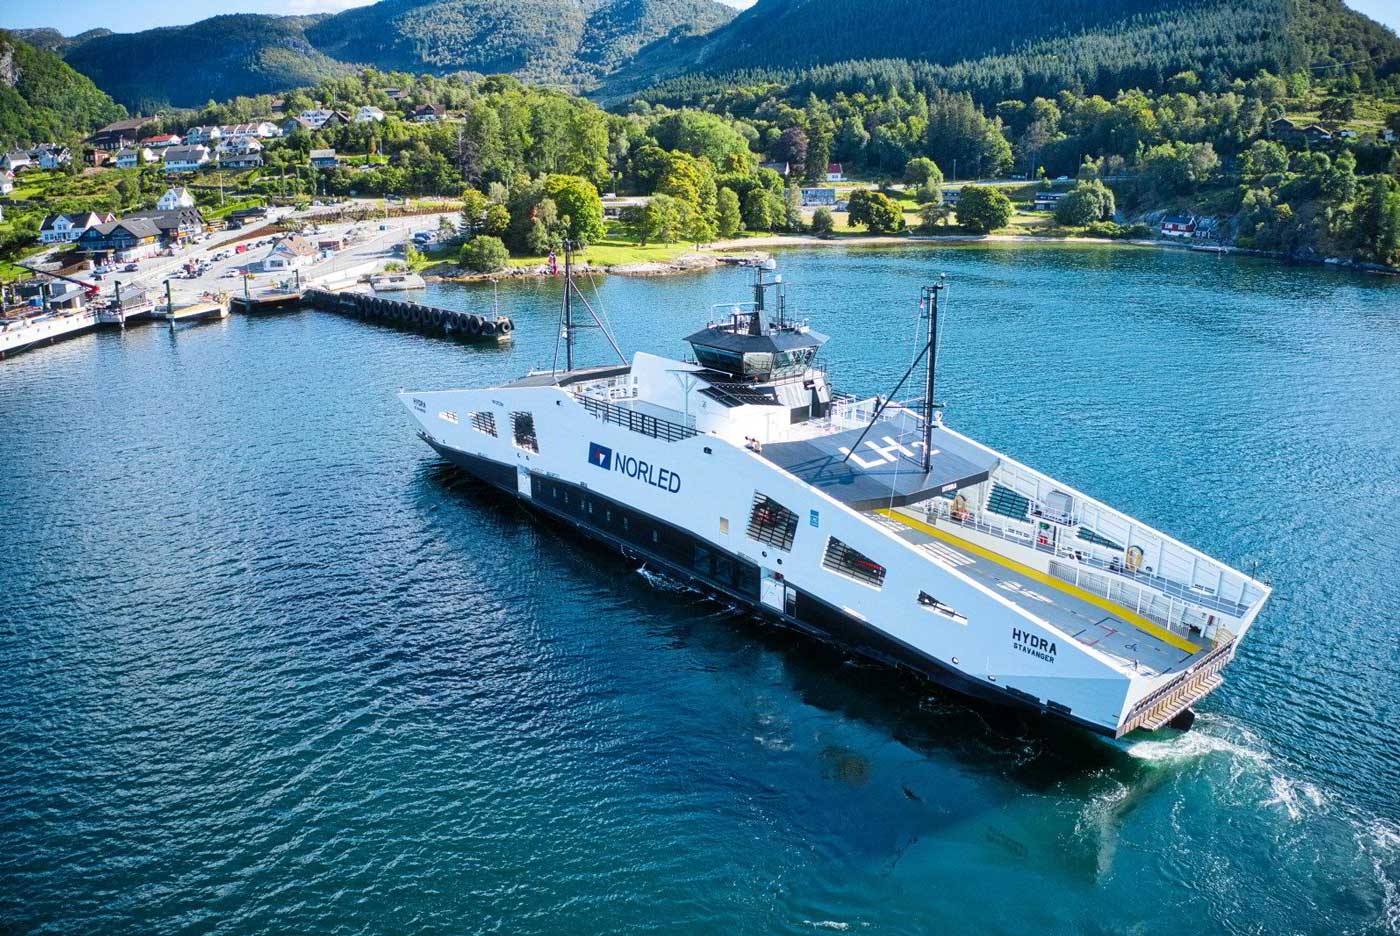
xmin=683 ymin=323 xmax=828 ymax=354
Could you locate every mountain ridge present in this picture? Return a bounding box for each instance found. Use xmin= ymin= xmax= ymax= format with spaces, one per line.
xmin=39 ymin=0 xmax=735 ymax=109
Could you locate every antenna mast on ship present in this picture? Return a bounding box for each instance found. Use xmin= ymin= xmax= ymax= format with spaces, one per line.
xmin=919 ymin=279 xmax=945 ymax=473
xmin=841 ymin=276 xmax=948 ymax=470
xmin=554 ymin=240 xmax=628 ymax=376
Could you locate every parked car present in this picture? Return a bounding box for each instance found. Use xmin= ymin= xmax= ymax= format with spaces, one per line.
xmin=124 ymin=262 xmax=140 ymax=272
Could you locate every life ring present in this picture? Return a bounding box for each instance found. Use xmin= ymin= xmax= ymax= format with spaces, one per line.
xmin=1125 ymin=545 xmax=1145 ymax=573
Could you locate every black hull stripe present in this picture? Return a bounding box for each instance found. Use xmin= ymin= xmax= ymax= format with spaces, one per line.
xmin=423 ymin=437 xmax=1116 ymax=738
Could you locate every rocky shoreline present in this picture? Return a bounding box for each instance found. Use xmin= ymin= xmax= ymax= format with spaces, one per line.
xmin=421 ymin=233 xmax=1398 ymax=284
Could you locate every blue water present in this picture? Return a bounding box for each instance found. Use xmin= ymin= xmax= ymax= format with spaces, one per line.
xmin=2 ymin=243 xmax=1397 ymax=935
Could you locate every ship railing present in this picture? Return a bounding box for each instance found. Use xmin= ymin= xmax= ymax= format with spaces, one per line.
xmin=1120 ymin=635 xmax=1236 ymax=732
xmin=570 ymin=390 xmax=698 ymax=443
xmin=915 ymin=498 xmax=1242 ymax=636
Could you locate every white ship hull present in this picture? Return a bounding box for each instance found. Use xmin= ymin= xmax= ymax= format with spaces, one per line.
xmin=398 ymin=269 xmax=1269 ymax=738
xmin=0 ymin=309 xmax=99 ymax=357
xmin=399 ymin=363 xmax=1268 ymax=738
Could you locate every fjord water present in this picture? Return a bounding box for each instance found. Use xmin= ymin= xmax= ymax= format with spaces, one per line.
xmin=2 ymin=243 xmax=1397 ymax=935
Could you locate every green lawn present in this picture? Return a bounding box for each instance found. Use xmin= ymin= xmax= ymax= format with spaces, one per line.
xmin=508 ymin=236 xmax=699 ymax=269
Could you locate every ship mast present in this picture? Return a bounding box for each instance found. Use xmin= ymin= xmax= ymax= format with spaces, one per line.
xmin=553 ymin=239 xmax=628 ymax=375
xmin=841 ymin=277 xmax=947 ymax=469
xmin=920 ymin=280 xmax=945 ymax=473
xmin=563 ymin=241 xmax=575 ymax=372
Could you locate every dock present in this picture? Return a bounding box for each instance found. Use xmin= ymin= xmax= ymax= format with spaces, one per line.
xmin=3 ymin=281 xmax=514 ymax=361
xmin=301 ymin=288 xmax=514 ymax=341
xmin=166 ymin=298 xmax=230 ymax=324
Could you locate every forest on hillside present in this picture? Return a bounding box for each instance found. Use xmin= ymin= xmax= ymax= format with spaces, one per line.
xmin=0 ymin=31 xmax=126 ymax=147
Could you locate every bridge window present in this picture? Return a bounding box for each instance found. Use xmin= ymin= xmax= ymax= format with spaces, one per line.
xmin=470 ymin=411 xmax=497 ymax=437
xmin=511 ymin=412 xmax=538 ymax=452
xmin=823 ymin=538 xmax=886 ymax=588
xmin=918 ymin=591 xmax=967 ymax=623
xmin=747 ymin=493 xmax=797 ymax=551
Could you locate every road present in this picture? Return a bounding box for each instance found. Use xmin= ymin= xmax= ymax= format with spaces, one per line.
xmin=94 ymin=206 xmax=456 ymax=306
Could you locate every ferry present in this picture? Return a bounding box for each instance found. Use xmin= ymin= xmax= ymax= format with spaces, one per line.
xmin=371 ymin=272 xmax=427 ymax=292
xmin=398 ymin=258 xmax=1270 ymax=738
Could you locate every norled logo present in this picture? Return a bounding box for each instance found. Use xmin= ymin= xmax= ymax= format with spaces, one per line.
xmin=588 ymin=442 xmax=681 ymax=493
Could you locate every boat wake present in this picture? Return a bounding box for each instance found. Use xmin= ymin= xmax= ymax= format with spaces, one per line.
xmin=1111 ymin=713 xmax=1400 ymax=932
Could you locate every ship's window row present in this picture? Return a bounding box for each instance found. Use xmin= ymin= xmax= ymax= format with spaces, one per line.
xmin=511 ymin=412 xmax=538 ymax=452
xmin=535 ymin=476 xmax=756 ymax=594
xmin=470 ymin=411 xmax=497 ymax=437
xmin=437 ymin=410 xmax=459 ymax=425
xmin=747 ymin=493 xmax=798 ymax=551
xmin=823 ymin=537 xmax=886 ymax=588
xmin=918 ymin=590 xmax=967 ymax=623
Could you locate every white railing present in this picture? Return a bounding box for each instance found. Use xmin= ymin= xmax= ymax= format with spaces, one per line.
xmin=916 ymin=497 xmax=1228 ymax=641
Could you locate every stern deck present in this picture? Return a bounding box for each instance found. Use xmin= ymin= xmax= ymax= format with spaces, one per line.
xmin=873 ymin=509 xmax=1210 ymax=677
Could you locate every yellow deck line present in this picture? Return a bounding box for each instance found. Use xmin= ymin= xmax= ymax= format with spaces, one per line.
xmin=876 ymin=508 xmax=1203 ymax=654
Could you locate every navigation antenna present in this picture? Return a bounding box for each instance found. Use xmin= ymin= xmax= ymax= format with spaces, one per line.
xmin=841 ymin=276 xmax=948 ymax=471
xmin=554 ymin=240 xmax=628 ymax=375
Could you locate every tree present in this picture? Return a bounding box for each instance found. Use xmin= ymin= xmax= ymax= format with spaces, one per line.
xmin=716 ymin=186 xmax=742 ymax=238
xmin=775 ymin=126 xmax=808 ymax=166
xmin=847 ymin=189 xmax=904 ymax=233
xmin=460 ymin=187 xmax=490 ymax=235
xmin=460 ymin=235 xmax=509 ymax=272
xmin=482 ymin=203 xmax=510 ymax=236
xmin=903 ymin=156 xmax=944 ymax=188
xmin=650 ymin=110 xmax=752 ymax=168
xmin=810 ymin=207 xmax=834 ymax=236
xmin=1054 ymin=180 xmax=1116 ymax=225
xmin=623 ymin=193 xmax=691 ymax=245
xmin=741 ymin=186 xmax=782 ymax=231
xmin=543 ymin=174 xmax=604 ymax=245
xmin=1140 ymin=141 xmax=1219 ymax=196
xmin=956 ymin=185 xmax=1014 ymax=233
xmin=782 ymin=187 xmax=804 ymax=232
xmin=1240 ymin=140 xmax=1288 ymax=181
xmin=919 ymin=203 xmax=954 ymax=231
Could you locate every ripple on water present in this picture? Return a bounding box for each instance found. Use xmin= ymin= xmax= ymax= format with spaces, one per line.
xmin=1 ymin=245 xmax=1398 ymax=935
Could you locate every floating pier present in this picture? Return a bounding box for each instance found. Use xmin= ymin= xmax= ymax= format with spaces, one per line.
xmin=166 ymin=299 xmax=230 ymax=324
xmin=230 ymin=292 xmax=302 ymax=314
xmin=301 ymin=288 xmax=514 ymax=341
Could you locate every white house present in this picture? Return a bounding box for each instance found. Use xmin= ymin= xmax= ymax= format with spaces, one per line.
xmin=1 ymin=151 xmax=33 ymax=172
xmin=184 ymin=126 xmax=223 ymax=145
xmin=220 ymin=122 xmax=280 ymax=140
xmin=261 ymin=236 xmax=316 ymax=272
xmin=36 ymin=146 xmax=71 ymax=169
xmin=355 ymin=106 xmax=386 ymax=123
xmin=141 ymin=133 xmax=183 ymax=148
xmin=39 ymin=211 xmax=115 ymax=244
xmin=0 ymin=170 xmax=13 ymax=195
xmin=162 ymin=145 xmax=210 ymax=172
xmin=114 ymin=146 xmax=157 ymax=168
xmin=299 ymin=109 xmax=336 ymax=129
xmin=157 ymin=186 xmax=197 ymax=211
xmin=218 ymin=138 xmax=264 ymax=169
xmin=825 ymin=162 xmax=844 ymax=182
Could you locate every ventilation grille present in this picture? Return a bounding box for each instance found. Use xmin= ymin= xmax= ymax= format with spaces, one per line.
xmin=746 ymin=493 xmax=797 ymax=551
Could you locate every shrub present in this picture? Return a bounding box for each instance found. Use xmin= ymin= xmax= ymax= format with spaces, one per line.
xmin=460 ymin=236 xmax=510 ymax=273
xmin=810 ymin=207 xmax=834 ymax=235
